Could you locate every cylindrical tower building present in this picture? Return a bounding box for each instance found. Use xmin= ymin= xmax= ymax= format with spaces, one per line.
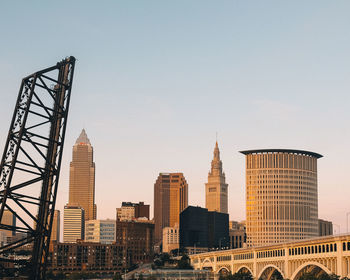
xmin=240 ymin=149 xmax=322 ymax=247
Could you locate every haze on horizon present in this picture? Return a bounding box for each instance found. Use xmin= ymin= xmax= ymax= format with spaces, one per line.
xmin=0 ymin=1 xmax=349 ymax=233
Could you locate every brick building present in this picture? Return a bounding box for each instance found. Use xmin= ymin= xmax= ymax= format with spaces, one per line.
xmin=116 ymin=219 xmax=154 ymax=265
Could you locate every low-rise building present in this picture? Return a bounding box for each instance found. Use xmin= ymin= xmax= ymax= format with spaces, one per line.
xmin=48 ymin=241 xmax=125 ymax=274
xmin=229 ymin=220 xmax=246 ymax=249
xmin=318 ymin=219 xmax=333 ymax=236
xmin=162 ymin=225 xmax=179 ymax=253
xmin=116 ymin=219 xmax=154 ymax=264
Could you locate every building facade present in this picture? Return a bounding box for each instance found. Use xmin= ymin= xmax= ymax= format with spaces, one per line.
xmin=205 ymin=142 xmax=228 ymax=214
xmin=154 ymin=173 xmax=188 ymax=244
xmin=51 ymin=210 xmax=60 ymax=243
xmin=208 ymin=211 xmax=230 ymax=249
xmin=63 ymin=205 xmax=85 ymax=243
xmin=48 ymin=241 xmax=126 ymax=274
xmin=68 ymin=129 xmax=96 ymax=221
xmin=240 ymin=149 xmax=322 ymax=247
xmin=162 ymin=225 xmax=179 ymax=253
xmin=229 ymin=221 xmax=246 ymax=249
xmin=318 ymin=219 xmax=333 ymax=236
xmin=85 ymin=219 xmax=116 ymax=244
xmin=0 ymin=209 xmax=16 ymax=240
xmin=180 ymin=206 xmax=229 ymax=251
xmin=116 ymin=220 xmax=154 ymax=265
xmin=116 ymin=201 xmax=150 ymax=221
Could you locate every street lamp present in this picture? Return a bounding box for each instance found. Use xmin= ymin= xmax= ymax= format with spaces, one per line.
xmin=333 ymin=223 xmax=340 ymax=235
xmin=193 ymin=242 xmax=199 ymax=255
xmin=347 ymin=212 xmax=350 ymax=233
xmin=219 ymin=238 xmax=226 ymax=250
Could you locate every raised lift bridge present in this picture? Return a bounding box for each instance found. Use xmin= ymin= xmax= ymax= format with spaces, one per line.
xmin=0 ymin=57 xmax=76 ymax=279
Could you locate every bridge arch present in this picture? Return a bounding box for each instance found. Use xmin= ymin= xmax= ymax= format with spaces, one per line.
xmin=236 ymin=265 xmax=253 ymax=275
xmin=201 ymin=258 xmax=214 ymax=271
xmin=257 ymin=264 xmax=284 ymax=280
xmin=218 ymin=266 xmax=231 ymax=275
xmin=290 ymin=261 xmax=331 ymax=280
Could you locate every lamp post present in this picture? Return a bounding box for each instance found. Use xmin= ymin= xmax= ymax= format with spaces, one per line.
xmin=194 ymin=242 xmax=198 ymax=255
xmin=347 ymin=212 xmax=350 ymax=233
xmin=333 ymin=223 xmax=340 ymax=235
xmin=219 ymin=238 xmax=225 ymax=250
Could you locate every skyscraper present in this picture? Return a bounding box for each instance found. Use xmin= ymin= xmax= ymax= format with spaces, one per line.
xmin=51 ymin=210 xmax=60 ymax=243
xmin=0 ymin=210 xmax=16 ymax=242
xmin=154 ymin=173 xmax=188 ymax=245
xmin=69 ymin=129 xmax=96 ymax=221
xmin=240 ymin=149 xmax=322 ymax=247
xmin=205 ymin=142 xmax=228 ymax=213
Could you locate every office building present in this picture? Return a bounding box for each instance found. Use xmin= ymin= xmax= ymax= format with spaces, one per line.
xmin=240 ymin=149 xmax=322 ymax=247
xmin=116 ymin=201 xmax=150 ymax=221
xmin=85 ymin=219 xmax=116 ymax=244
xmin=205 ymin=142 xmax=228 ymax=213
xmin=51 ymin=210 xmax=60 ymax=242
xmin=116 ymin=219 xmax=154 ymax=264
xmin=208 ymin=211 xmax=230 ymax=249
xmin=154 ymin=173 xmax=188 ymax=244
xmin=229 ymin=220 xmax=245 ymax=231
xmin=318 ymin=219 xmax=333 ymax=236
xmin=179 ymin=206 xmax=229 ymax=251
xmin=63 ymin=205 xmax=84 ymax=242
xmin=0 ymin=209 xmax=16 ymax=240
xmin=162 ymin=225 xmax=179 ymax=253
xmin=68 ymin=129 xmax=96 ymax=221
xmin=229 ymin=221 xmax=246 ymax=249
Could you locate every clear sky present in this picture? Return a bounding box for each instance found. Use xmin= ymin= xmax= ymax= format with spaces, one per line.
xmin=0 ymin=1 xmax=349 ymax=233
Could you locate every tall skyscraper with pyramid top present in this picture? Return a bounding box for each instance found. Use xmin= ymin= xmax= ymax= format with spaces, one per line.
xmin=68 ymin=129 xmax=97 ymax=221
xmin=205 ymin=142 xmax=228 ymax=213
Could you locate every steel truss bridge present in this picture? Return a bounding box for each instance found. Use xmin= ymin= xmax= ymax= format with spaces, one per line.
xmin=0 ymin=57 xmax=75 ymax=279
xmin=190 ymin=234 xmax=350 ymax=280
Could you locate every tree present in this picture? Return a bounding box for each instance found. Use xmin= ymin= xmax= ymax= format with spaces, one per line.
xmin=177 ymin=254 xmax=193 ymax=269
xmin=160 ymin=253 xmax=170 ymax=263
xmin=113 ymin=272 xmax=123 ymax=280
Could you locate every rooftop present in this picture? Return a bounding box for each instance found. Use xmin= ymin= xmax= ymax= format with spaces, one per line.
xmin=239 ymin=149 xmax=323 ymax=159
xmin=75 ymin=129 xmax=91 ymax=145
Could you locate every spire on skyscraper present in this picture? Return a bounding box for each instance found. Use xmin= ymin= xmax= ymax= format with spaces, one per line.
xmin=76 ymin=129 xmax=91 ymax=145
xmin=211 ymin=141 xmax=222 ymax=174
xmin=205 ymin=140 xmax=228 ymax=213
xmin=213 ymin=141 xmax=220 ymax=161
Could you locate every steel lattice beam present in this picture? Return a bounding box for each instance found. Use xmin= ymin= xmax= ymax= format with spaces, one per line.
xmin=0 ymin=57 xmax=76 ymax=279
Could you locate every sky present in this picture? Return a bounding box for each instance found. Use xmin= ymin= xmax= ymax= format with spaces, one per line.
xmin=0 ymin=1 xmax=349 ymax=233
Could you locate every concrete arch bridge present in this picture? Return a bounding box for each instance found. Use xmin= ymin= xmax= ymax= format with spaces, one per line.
xmin=190 ymin=234 xmax=350 ymax=280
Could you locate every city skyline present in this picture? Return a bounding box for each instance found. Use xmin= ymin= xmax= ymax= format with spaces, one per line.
xmin=0 ymin=1 xmax=349 ymax=234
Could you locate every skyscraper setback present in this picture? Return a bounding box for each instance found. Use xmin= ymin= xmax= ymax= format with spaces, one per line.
xmin=154 ymin=173 xmax=188 ymax=245
xmin=205 ymin=142 xmax=228 ymax=213
xmin=68 ymin=129 xmax=97 ymax=221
